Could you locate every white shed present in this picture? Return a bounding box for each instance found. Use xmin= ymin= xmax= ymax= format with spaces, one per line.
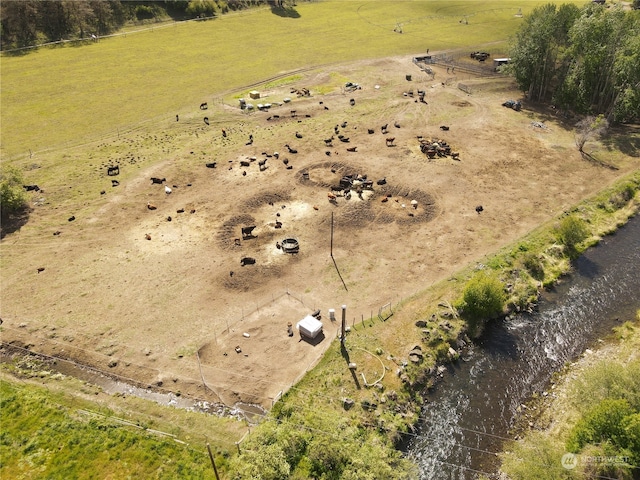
xmin=297 ymin=315 xmax=323 ymax=339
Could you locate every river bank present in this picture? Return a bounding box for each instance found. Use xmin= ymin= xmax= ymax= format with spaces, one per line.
xmin=407 ymin=205 xmax=640 ymax=478
xmin=500 ymin=312 xmax=640 ymax=480
xmin=228 ymin=174 xmax=640 ymax=478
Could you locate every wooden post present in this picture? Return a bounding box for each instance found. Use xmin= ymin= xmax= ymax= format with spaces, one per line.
xmin=206 ymin=443 xmax=221 ymax=480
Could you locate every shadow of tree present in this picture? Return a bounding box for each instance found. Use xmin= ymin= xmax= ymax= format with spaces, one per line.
xmin=270 ymin=5 xmax=301 ymax=18
xmin=2 ymin=48 xmax=32 ymax=57
xmin=1 ymin=206 xmax=31 ymax=239
xmin=580 ymin=150 xmax=620 ymax=170
xmin=602 ymin=124 xmax=640 ymax=158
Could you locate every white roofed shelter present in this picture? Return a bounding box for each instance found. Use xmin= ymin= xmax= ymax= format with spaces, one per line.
xmin=296 ymin=315 xmax=323 ymax=339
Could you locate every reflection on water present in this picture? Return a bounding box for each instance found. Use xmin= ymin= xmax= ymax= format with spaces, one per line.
xmin=407 ymin=216 xmax=640 ymax=479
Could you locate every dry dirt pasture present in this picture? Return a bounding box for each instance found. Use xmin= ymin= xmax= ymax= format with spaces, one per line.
xmin=2 ymin=56 xmax=635 ymax=408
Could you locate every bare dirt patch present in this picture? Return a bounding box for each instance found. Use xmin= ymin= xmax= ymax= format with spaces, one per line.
xmin=2 ymin=55 xmax=636 ymax=409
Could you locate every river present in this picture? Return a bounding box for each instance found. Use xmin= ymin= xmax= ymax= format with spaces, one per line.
xmin=406 ymin=214 xmax=640 ymax=479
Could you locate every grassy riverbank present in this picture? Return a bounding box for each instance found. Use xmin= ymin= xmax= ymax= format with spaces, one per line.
xmin=499 ymin=311 xmax=640 ymax=480
xmin=226 ymin=172 xmax=640 ymax=478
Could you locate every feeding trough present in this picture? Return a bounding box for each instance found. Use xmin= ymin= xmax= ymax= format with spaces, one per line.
xmin=281 ymin=237 xmax=299 ymax=254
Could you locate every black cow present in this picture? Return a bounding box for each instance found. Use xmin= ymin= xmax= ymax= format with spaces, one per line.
xmin=475 ymin=205 xmax=484 ymax=214
xmin=240 ymin=257 xmax=256 ymax=266
xmin=150 ymin=177 xmax=166 ymax=184
xmin=205 ymin=162 xmax=217 ymax=168
xmin=241 ymin=225 xmax=256 ymax=238
xmin=23 ymin=184 xmax=40 ymax=192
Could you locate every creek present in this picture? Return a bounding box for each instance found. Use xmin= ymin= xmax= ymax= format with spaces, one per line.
xmin=406 ymin=215 xmax=640 ymax=479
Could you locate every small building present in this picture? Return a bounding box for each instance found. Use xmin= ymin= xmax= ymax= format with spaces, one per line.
xmin=413 ymin=55 xmax=434 ymax=64
xmin=296 ymin=315 xmax=323 ymax=339
xmin=249 ymin=90 xmax=260 ymax=99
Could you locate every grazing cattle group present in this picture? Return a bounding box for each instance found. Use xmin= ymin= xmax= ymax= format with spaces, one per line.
xmin=419 ymin=138 xmax=455 ymax=159
xmin=56 ymin=79 xmax=476 ymax=274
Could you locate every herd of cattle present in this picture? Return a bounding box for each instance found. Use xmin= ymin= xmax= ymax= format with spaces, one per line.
xmin=54 ymin=76 xmax=478 ymax=270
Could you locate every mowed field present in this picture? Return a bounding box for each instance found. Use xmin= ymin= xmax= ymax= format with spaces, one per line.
xmin=0 ymin=0 xmax=586 ymax=159
xmin=3 ymin=0 xmax=634 ymax=409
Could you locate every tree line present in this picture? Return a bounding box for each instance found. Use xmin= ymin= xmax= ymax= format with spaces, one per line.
xmin=507 ymin=2 xmax=639 ymax=123
xmin=0 ymin=0 xmax=295 ymax=51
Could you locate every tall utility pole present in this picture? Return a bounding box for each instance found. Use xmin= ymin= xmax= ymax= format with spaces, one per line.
xmin=330 ymin=211 xmax=334 ymax=258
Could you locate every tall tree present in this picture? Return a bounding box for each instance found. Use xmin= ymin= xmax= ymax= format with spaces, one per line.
xmin=610 ymin=13 xmax=640 ymax=122
xmin=0 ymin=0 xmax=39 ymax=48
xmin=508 ymin=3 xmax=579 ymax=102
xmin=563 ymin=4 xmax=628 ymax=117
xmin=509 ymin=3 xmax=639 ymax=123
xmin=39 ymin=1 xmax=74 ymax=42
xmin=0 ymin=165 xmax=28 ymax=215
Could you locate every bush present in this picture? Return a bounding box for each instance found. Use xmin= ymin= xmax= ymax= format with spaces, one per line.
xmin=609 ymin=183 xmax=637 ymax=210
xmin=501 ymin=432 xmax=568 ymax=480
xmin=567 ymin=398 xmax=634 ymax=452
xmin=556 ymin=214 xmax=589 ymax=253
xmin=186 ymin=0 xmax=218 ymax=18
xmin=0 ymin=165 xmax=28 ymax=215
xmin=456 ymin=271 xmax=506 ymax=337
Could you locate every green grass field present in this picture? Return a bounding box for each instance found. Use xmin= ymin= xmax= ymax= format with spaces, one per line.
xmin=0 ymin=0 xmax=584 ymax=161
xmin=0 ymin=368 xmax=244 ymax=479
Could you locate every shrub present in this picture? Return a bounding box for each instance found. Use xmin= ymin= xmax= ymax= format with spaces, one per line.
xmin=456 ymin=271 xmax=506 ymax=337
xmin=566 ymin=398 xmax=633 ymax=452
xmin=501 ymin=432 xmax=568 ymax=480
xmin=556 ymin=214 xmax=589 ymax=254
xmin=186 ymin=0 xmax=218 ymax=18
xmin=609 ymin=183 xmax=637 ymax=210
xmin=0 ymin=165 xmax=28 ymax=215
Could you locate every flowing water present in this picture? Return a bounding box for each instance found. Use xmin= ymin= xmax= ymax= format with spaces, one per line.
xmin=407 ymin=215 xmax=640 ymax=479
